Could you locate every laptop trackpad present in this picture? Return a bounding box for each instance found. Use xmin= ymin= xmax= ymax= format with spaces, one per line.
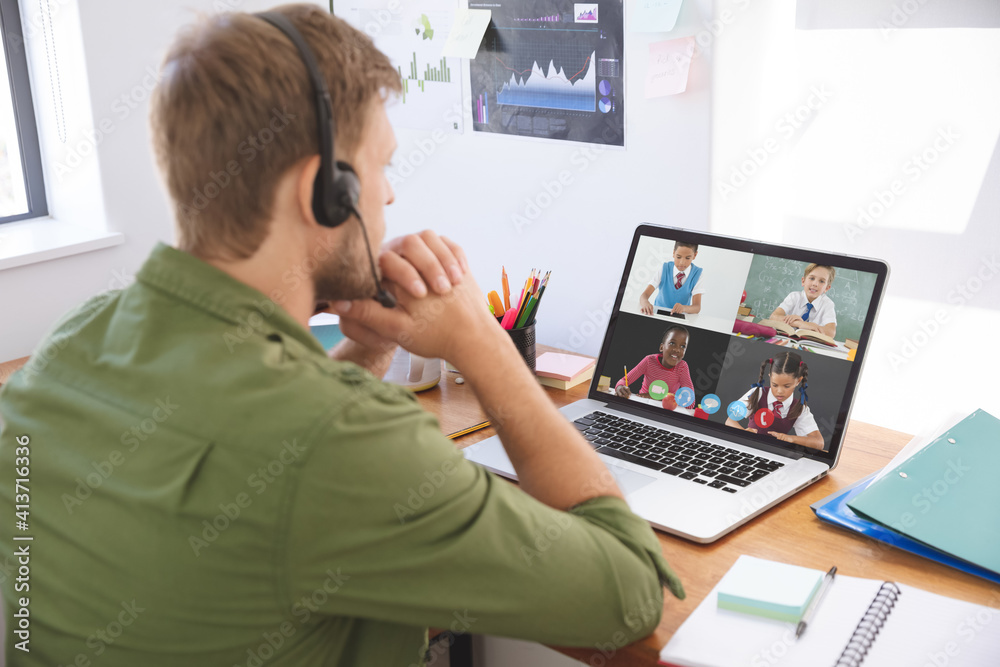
xmin=605 ymin=462 xmax=657 ymax=497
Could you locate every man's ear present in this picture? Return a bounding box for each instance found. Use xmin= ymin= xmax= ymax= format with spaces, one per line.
xmin=295 ymin=155 xmax=323 ymax=228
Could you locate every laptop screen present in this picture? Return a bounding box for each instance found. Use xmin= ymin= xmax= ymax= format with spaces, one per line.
xmin=591 ymin=225 xmax=889 ymax=464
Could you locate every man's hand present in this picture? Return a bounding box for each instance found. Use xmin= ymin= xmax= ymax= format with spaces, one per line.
xmin=380 ymin=231 xmax=468 ymax=297
xmin=330 ymin=262 xmax=497 ymax=369
xmin=325 ymin=231 xmax=468 ymax=376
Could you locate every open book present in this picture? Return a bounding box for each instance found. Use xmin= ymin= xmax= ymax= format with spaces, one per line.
xmin=756 ymin=319 xmax=837 ymax=347
xmin=660 ymin=556 xmax=1000 ymax=667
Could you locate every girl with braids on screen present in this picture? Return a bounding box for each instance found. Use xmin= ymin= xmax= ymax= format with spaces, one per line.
xmin=725 ymin=352 xmax=825 ymax=450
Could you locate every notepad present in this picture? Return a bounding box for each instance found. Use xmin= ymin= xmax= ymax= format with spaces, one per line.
xmin=659 ymin=556 xmax=1000 ymax=667
xmin=534 ymin=353 xmax=595 ymax=381
xmin=716 ymin=556 xmax=823 ymax=622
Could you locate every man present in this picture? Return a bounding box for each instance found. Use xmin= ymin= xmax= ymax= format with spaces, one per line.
xmin=0 ymin=5 xmax=682 ymax=665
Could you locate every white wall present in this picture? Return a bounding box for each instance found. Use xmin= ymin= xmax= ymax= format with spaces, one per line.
xmin=710 ymin=0 xmax=1000 ymax=433
xmin=0 ymin=0 xmax=713 ymax=364
xmin=384 ymin=2 xmax=714 ymax=358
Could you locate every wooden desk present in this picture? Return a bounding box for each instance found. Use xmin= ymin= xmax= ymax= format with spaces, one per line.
xmin=417 ymin=348 xmax=1000 ymax=666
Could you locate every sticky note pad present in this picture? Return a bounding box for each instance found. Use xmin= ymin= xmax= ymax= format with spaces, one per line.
xmin=535 ymin=353 xmax=596 ymax=381
xmin=717 ymin=556 xmax=823 ymax=623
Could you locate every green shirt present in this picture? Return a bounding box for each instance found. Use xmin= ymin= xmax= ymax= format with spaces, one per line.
xmin=0 ymin=243 xmax=683 ymax=666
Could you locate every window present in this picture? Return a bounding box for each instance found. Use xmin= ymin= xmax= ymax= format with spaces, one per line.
xmin=0 ymin=0 xmax=47 ymax=224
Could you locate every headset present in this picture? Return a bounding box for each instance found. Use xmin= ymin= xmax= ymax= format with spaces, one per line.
xmin=256 ymin=11 xmax=396 ymax=308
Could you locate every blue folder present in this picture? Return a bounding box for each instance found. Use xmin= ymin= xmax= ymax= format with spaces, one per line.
xmin=810 ymin=472 xmax=1000 ymax=586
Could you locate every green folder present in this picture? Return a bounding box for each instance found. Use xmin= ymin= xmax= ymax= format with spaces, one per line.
xmin=848 ymin=409 xmax=1000 ymax=575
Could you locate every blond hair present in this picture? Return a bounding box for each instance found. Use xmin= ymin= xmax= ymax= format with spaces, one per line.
xmin=149 ymin=4 xmax=401 ymax=260
xmin=804 ymin=263 xmax=835 ymax=284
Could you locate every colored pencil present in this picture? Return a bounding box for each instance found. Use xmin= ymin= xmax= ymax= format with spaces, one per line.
xmin=502 ymin=266 xmax=511 ymax=311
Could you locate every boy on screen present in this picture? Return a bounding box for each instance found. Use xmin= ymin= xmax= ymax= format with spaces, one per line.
xmin=770 ymin=264 xmax=837 ymax=339
xmin=639 ymin=242 xmax=703 ymax=316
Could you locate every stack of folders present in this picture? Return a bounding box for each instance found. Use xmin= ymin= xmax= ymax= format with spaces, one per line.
xmin=535 ymin=352 xmax=595 ymax=390
xmin=659 ymin=555 xmax=1000 ymax=667
xmin=812 ymin=408 xmax=1000 ymax=584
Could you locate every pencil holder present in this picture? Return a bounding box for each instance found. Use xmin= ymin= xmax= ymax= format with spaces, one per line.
xmin=507 ymin=322 xmax=536 ymax=373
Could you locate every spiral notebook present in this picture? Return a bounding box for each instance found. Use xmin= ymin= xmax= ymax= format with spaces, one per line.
xmin=659 ymin=556 xmax=1000 ymax=667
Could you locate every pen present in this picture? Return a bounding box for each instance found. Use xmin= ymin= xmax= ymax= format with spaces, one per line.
xmin=624 ymin=365 xmax=629 ymax=387
xmin=796 ymin=566 xmax=837 ymax=638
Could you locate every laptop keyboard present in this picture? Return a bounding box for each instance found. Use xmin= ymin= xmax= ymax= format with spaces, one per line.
xmin=573 ymin=412 xmax=784 ymax=493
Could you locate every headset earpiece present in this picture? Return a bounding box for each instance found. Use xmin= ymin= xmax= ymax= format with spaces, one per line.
xmin=256 ymin=11 xmax=394 ymax=307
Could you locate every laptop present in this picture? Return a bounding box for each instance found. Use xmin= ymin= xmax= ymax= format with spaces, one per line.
xmin=465 ymin=224 xmax=889 ymax=543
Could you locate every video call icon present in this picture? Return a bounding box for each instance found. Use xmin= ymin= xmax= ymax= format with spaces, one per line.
xmin=648 ymin=380 xmax=669 ymax=400
xmin=754 ymin=408 xmax=775 ymax=430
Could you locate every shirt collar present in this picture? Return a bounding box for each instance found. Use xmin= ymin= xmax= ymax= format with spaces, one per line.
xmin=136 ymin=243 xmax=326 ymax=357
xmin=802 ymin=290 xmax=826 ymax=306
xmin=767 ymin=391 xmax=793 ymax=416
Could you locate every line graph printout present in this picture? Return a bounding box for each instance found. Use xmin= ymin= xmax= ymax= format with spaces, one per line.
xmin=335 ymin=0 xmax=463 ymax=133
xmin=468 ymin=1 xmax=624 ymax=146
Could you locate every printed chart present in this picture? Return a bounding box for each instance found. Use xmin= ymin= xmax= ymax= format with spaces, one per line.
xmin=335 ymin=1 xmax=463 ymax=133
xmin=468 ymin=1 xmax=624 ymax=146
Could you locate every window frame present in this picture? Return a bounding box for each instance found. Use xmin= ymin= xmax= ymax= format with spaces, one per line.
xmin=0 ymin=0 xmax=48 ymax=224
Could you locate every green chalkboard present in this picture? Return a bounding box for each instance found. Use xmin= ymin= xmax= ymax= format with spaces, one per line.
xmin=742 ymin=256 xmax=876 ymax=343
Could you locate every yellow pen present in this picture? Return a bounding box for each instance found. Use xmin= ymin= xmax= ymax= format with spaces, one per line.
xmin=624 ymin=365 xmax=629 ymax=386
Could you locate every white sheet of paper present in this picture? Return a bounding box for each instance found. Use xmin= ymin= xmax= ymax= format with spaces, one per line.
xmin=441 ymin=9 xmax=491 ymax=59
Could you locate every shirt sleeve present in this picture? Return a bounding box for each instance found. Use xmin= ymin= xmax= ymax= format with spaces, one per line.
xmin=815 ymin=296 xmax=837 ymax=326
xmin=678 ymin=362 xmax=693 ymax=391
xmin=777 ymin=292 xmax=798 ymax=315
xmin=616 ymin=357 xmax=648 ymax=389
xmin=793 ymin=404 xmax=819 ymax=437
xmin=690 ymin=273 xmax=705 ymax=296
xmin=283 ymin=381 xmax=684 ymax=647
xmin=649 ymin=264 xmax=663 ymax=303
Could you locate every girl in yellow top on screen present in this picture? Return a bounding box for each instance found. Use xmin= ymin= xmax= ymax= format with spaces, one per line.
xmin=770 ymin=263 xmax=838 ymax=339
xmin=725 ymin=352 xmax=825 ymax=450
xmin=639 ymin=241 xmax=703 ymax=316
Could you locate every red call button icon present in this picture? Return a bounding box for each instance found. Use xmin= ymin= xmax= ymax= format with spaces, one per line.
xmin=754 ymin=408 xmax=775 ymax=430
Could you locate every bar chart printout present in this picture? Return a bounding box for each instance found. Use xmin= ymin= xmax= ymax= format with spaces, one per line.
xmin=468 ymin=0 xmax=624 ymax=146
xmin=335 ymin=0 xmax=463 ymax=132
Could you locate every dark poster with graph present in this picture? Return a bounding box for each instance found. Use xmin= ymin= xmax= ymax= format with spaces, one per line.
xmin=468 ymin=1 xmax=625 ymax=146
